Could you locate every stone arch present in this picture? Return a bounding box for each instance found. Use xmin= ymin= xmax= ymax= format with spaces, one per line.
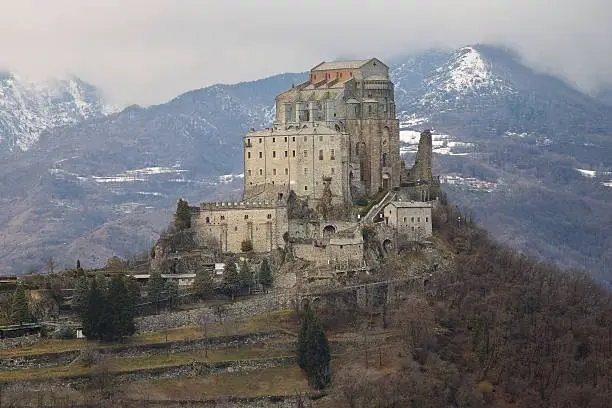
xmin=382 ymin=239 xmax=394 ymax=254
xmin=323 ymin=225 xmax=336 ymax=238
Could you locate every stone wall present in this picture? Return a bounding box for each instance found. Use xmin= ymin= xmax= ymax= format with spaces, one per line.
xmin=193 ymin=202 xmax=288 ymax=253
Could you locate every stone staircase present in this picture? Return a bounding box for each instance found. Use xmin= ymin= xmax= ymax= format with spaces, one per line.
xmin=362 ymin=190 xmax=397 ymax=224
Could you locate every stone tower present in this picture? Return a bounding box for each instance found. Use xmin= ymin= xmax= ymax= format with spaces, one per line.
xmin=269 ymin=58 xmax=401 ymax=199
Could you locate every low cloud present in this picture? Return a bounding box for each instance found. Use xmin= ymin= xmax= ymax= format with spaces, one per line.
xmin=2 ymin=0 xmax=611 ymax=105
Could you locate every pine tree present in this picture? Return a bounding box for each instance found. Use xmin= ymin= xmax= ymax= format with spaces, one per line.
xmin=316 ymin=182 xmax=333 ymax=219
xmin=194 ymin=270 xmax=214 ymax=300
xmin=11 ymin=282 xmax=30 ymax=325
xmin=297 ymin=305 xmax=332 ymax=389
xmin=174 ymin=198 xmax=191 ymax=231
xmin=239 ymin=260 xmax=252 ymax=292
xmin=164 ymin=280 xmax=179 ymax=310
xmin=82 ymin=278 xmax=104 ymax=339
xmin=76 ymin=259 xmax=85 ymax=277
xmin=148 ymin=270 xmax=165 ymax=313
xmin=222 ymin=257 xmax=240 ymax=300
xmin=259 ymin=258 xmax=273 ymax=291
xmin=125 ymin=276 xmax=141 ymax=305
xmin=72 ymin=277 xmax=89 ymax=314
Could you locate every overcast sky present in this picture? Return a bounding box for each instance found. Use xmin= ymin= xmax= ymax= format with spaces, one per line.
xmin=1 ymin=0 xmax=611 ymax=106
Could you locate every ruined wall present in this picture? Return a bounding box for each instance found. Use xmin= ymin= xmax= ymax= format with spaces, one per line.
xmin=193 ymin=202 xmax=288 ymax=253
xmin=402 ymin=129 xmax=433 ymax=184
xmin=292 ymin=238 xmax=363 ymax=267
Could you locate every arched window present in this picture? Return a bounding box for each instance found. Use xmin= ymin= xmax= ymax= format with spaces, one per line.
xmin=382 ymin=153 xmax=387 ymax=167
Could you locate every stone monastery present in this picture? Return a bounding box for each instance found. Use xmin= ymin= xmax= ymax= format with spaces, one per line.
xmin=191 ymin=58 xmax=438 ymax=268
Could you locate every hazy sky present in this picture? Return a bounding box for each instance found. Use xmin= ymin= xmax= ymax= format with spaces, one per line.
xmin=1 ymin=0 xmax=611 ymax=106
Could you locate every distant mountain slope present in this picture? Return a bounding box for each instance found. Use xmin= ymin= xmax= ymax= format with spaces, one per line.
xmin=0 ymin=72 xmax=113 ymax=152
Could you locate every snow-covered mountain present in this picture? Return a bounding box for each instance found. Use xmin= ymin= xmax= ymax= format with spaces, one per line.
xmin=0 ymin=71 xmax=113 ymax=151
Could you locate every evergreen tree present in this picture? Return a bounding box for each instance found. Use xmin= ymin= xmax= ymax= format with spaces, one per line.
xmin=222 ymin=257 xmax=240 ymax=300
xmin=72 ymin=277 xmax=89 ymax=314
xmin=105 ymin=275 xmax=135 ymax=340
xmin=297 ymin=305 xmax=332 ymax=390
xmin=174 ymin=198 xmax=191 ymax=231
xmin=164 ymin=280 xmax=179 ymax=310
xmin=238 ymin=260 xmax=252 ymax=291
xmin=82 ymin=278 xmax=104 ymax=339
xmin=259 ymin=258 xmax=273 ymax=291
xmin=148 ymin=270 xmax=165 ymax=313
xmin=194 ymin=270 xmax=214 ymax=300
xmin=11 ymin=282 xmax=30 ymax=325
xmin=76 ymin=259 xmax=85 ymax=277
xmin=316 ymin=182 xmax=333 ymax=219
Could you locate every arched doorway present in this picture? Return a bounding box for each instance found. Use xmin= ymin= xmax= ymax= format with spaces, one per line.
xmin=323 ymin=225 xmax=336 ymax=239
xmin=382 ymin=239 xmax=394 ymax=254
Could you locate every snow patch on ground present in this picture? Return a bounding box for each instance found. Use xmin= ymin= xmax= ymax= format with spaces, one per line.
xmin=575 ymin=168 xmax=597 ymax=178
xmin=400 ymin=130 xmax=474 ymax=156
xmin=441 ymin=174 xmax=499 ymax=192
xmin=218 ymin=173 xmax=244 ymax=184
xmin=602 ymin=181 xmax=612 ymax=188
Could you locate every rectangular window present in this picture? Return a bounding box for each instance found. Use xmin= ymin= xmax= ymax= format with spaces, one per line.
xmin=411 ymin=217 xmax=414 ymax=222
xmin=259 ymin=169 xmax=263 ymax=175
xmin=426 ymin=217 xmax=429 ymax=222
xmin=247 ymin=170 xmax=252 ymax=176
xmin=319 ymin=136 xmax=323 ymax=142
xmin=292 ymin=137 xmax=295 ymax=142
xmin=285 ymin=168 xmax=289 ymax=175
xmin=272 ymin=151 xmax=276 ymax=158
xmin=304 ymin=168 xmax=308 ymax=175
xmin=319 ymin=149 xmax=324 ymax=160
xmin=304 ymin=186 xmax=308 ymax=191
xmin=304 ymin=136 xmax=307 ymax=141
xmin=247 ymin=152 xmax=251 ymax=159
xmin=272 ymin=137 xmax=275 ymax=143
xmin=284 ymin=137 xmax=287 ymax=142
xmin=403 ymin=217 xmax=407 ymax=222
xmin=418 ymin=217 xmax=421 ymax=222
xmin=259 ymin=152 xmax=263 ymax=158
xmin=292 ymin=150 xmax=296 ymax=157
xmin=330 ymin=148 xmax=335 ymax=160
xmin=273 ymin=168 xmax=277 ymax=175
xmin=221 ymin=215 xmax=225 ymax=220
xmin=284 ymin=150 xmax=288 ymax=157
xmin=244 ymin=214 xmax=249 ymax=220
xmin=259 ymin=138 xmax=262 ymax=143
xmin=303 ymin=150 xmax=308 ymax=157
xmin=267 ymin=214 xmax=272 ymax=219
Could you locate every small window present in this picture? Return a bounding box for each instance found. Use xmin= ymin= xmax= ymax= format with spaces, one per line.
xmin=368 ymin=105 xmax=372 ymax=114
xmin=221 ymin=215 xmax=225 ymax=221
xmin=272 ymin=151 xmax=276 ymax=158
xmin=330 ymin=149 xmax=335 ymax=160
xmin=244 ymin=214 xmax=249 ymax=220
xmin=284 ymin=150 xmax=288 ymax=157
xmin=304 ymin=168 xmax=308 ymax=175
xmin=259 ymin=169 xmax=263 ymax=175
xmin=273 ymin=168 xmax=277 ymax=175
xmin=284 ymin=137 xmax=288 ymax=142
xmin=285 ymin=168 xmax=289 ymax=175
xmin=303 ymin=150 xmax=308 ymax=157
xmin=292 ymin=137 xmax=295 ymax=142
xmin=292 ymin=150 xmax=296 ymax=157
xmin=411 ymin=217 xmax=414 ymax=222
xmin=418 ymin=217 xmax=421 ymax=222
xmin=411 ymin=226 xmax=415 ymax=231
xmin=247 ymin=152 xmax=251 ymax=159
xmin=319 ymin=136 xmax=323 ymax=142
xmin=247 ymin=138 xmax=251 ymax=144
xmin=304 ymin=136 xmax=307 ymax=141
xmin=319 ymin=149 xmax=324 ymax=160
xmin=247 ymin=170 xmax=252 ymax=176
xmin=234 ymin=226 xmax=238 ymax=231
xmin=426 ymin=217 xmax=429 ymax=222
xmin=259 ymin=152 xmax=263 ymax=158
xmin=272 ymin=137 xmax=276 ymax=143
xmin=403 ymin=217 xmax=407 ymax=222
xmin=205 ymin=217 xmax=210 ymax=223
xmin=304 ymin=186 xmax=308 ymax=191
xmin=271 ymin=181 xmax=275 ymax=184
xmin=259 ymin=138 xmax=262 ymax=143
xmin=267 ymin=214 xmax=272 ymax=219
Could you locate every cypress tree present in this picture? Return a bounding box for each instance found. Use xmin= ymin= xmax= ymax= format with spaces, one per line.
xmin=105 ymin=275 xmax=135 ymax=340
xmin=174 ymin=198 xmax=191 ymax=231
xmin=72 ymin=277 xmax=89 ymax=314
xmin=82 ymin=278 xmax=104 ymax=339
xmin=148 ymin=270 xmax=165 ymax=313
xmin=164 ymin=280 xmax=179 ymax=310
xmin=194 ymin=270 xmax=214 ymax=300
xmin=11 ymin=282 xmax=30 ymax=325
xmin=239 ymin=260 xmax=252 ymax=291
xmin=222 ymin=257 xmax=240 ymax=300
xmin=259 ymin=258 xmax=273 ymax=291
xmin=297 ymin=305 xmax=332 ymax=389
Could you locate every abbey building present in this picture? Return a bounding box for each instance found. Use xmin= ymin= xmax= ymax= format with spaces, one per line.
xmin=191 ymin=58 xmax=436 ymax=256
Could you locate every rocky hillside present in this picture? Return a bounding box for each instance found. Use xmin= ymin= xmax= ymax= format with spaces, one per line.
xmin=0 ymin=72 xmax=112 ymax=152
